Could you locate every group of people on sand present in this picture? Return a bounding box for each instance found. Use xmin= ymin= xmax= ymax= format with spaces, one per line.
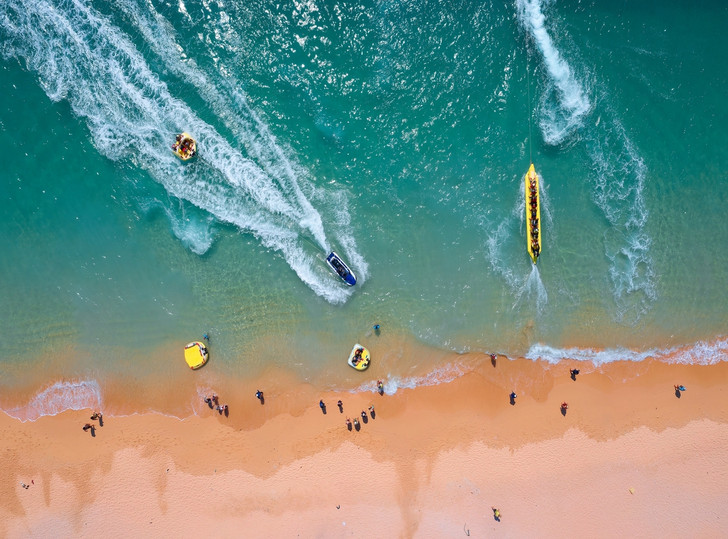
xmin=528 ymin=176 xmax=540 ymax=258
xmin=203 ymin=394 xmax=228 ymax=416
xmin=172 ymin=134 xmax=196 ymax=159
xmin=337 ymin=401 xmax=376 ymax=431
xmin=82 ymin=411 xmax=103 ymax=435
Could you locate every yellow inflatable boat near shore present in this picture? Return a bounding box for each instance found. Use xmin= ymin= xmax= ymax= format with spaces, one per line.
xmin=347 ymin=344 xmax=370 ymax=371
xmin=525 ymin=163 xmax=541 ymax=264
xmin=184 ymin=341 xmax=208 ymax=370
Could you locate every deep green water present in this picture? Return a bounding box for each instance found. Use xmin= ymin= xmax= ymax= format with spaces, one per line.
xmin=1 ymin=0 xmax=727 ymax=415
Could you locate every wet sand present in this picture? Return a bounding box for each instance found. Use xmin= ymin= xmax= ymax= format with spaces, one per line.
xmin=2 ymin=354 xmax=727 ymax=537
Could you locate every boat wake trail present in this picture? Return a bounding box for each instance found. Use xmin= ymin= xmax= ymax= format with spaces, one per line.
xmin=516 ymin=0 xmax=591 ymax=146
xmin=0 ymin=0 xmax=362 ymax=303
xmin=512 ymin=264 xmax=548 ymax=313
xmin=516 ymin=0 xmax=654 ymax=322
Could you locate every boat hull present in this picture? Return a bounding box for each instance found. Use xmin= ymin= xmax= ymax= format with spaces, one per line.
xmin=525 ymin=164 xmax=541 ymax=264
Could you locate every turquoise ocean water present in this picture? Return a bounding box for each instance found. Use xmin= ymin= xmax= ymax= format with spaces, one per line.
xmin=1 ymin=0 xmax=727 ymax=418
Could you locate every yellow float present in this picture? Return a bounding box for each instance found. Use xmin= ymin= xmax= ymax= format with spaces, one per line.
xmin=172 ymin=132 xmax=197 ymax=161
xmin=347 ymin=344 xmax=370 ymax=371
xmin=184 ymin=341 xmax=208 ymax=370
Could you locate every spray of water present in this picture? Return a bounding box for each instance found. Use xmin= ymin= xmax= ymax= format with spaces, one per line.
xmin=516 ymin=0 xmax=591 ymax=146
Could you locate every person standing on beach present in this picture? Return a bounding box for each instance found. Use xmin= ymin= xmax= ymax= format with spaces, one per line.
xmin=377 ymin=380 xmax=384 ymax=395
xmin=337 ymin=400 xmax=343 ymax=412
xmin=255 ymin=390 xmax=264 ymax=403
xmin=319 ymin=400 xmax=326 ymax=414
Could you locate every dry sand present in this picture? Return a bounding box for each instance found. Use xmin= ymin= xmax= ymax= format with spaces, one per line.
xmin=2 ymin=354 xmax=727 ymax=537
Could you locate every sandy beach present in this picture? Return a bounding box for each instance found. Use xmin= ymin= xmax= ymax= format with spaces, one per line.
xmin=2 ymin=353 xmax=728 ymax=537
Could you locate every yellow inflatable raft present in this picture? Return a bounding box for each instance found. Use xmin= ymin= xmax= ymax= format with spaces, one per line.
xmin=525 ymin=163 xmax=541 ymax=264
xmin=347 ymin=344 xmax=370 ymax=371
xmin=172 ymin=132 xmax=197 ymax=161
xmin=184 ymin=341 xmax=208 ymax=370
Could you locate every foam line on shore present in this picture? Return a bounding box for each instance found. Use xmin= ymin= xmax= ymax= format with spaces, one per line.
xmin=527 ymin=336 xmax=728 ymax=366
xmin=3 ymin=379 xmax=103 ymax=422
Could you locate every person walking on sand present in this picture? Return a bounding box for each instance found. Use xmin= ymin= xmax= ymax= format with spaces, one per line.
xmin=561 ymin=402 xmax=568 ymax=412
xmin=492 ymin=507 xmax=501 ymax=521
xmin=337 ymin=400 xmax=343 ymax=412
xmin=377 ymin=380 xmax=384 ymax=395
xmin=675 ymin=384 xmax=686 ymax=392
xmin=319 ymin=400 xmax=326 ymax=414
xmin=570 ymin=368 xmax=580 ymax=380
xmin=345 ymin=417 xmax=352 ymax=429
xmin=82 ymin=423 xmax=92 ymax=432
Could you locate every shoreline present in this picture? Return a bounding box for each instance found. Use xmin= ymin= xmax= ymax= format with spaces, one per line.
xmin=3 ymin=333 xmax=728 ymax=423
xmin=2 ymin=354 xmax=728 ymax=536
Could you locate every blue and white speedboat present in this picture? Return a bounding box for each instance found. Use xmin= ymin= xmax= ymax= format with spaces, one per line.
xmin=326 ymin=251 xmax=356 ymax=286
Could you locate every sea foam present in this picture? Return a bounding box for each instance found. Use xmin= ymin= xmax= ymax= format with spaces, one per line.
xmin=3 ymin=379 xmax=103 ymax=422
xmin=527 ymin=337 xmax=728 ymax=366
xmin=516 ymin=0 xmax=591 ymax=146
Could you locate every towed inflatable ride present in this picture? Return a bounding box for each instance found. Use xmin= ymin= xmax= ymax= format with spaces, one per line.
xmin=172 ymin=132 xmax=197 ymax=161
xmin=525 ymin=163 xmax=541 ymax=264
xmin=184 ymin=341 xmax=209 ymax=370
xmin=347 ymin=344 xmax=370 ymax=371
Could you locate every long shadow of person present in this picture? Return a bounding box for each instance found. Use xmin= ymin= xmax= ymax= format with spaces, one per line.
xmin=320 ymin=401 xmax=327 ymax=415
xmin=347 ymin=422 xmax=352 ymax=432
xmin=370 ymin=409 xmax=376 ymax=419
xmin=561 ymin=406 xmax=567 ymax=417
xmin=354 ymin=421 xmax=361 ymax=432
xmin=361 ymin=413 xmax=368 ymax=424
xmin=675 ymin=388 xmax=681 ymax=399
xmin=90 ymin=425 xmax=96 ymax=437
xmin=99 ymin=415 xmax=104 ymax=427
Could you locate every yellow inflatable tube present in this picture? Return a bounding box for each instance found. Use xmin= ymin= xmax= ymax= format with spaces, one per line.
xmin=184 ymin=341 xmax=209 ymax=370
xmin=347 ymin=344 xmax=370 ymax=371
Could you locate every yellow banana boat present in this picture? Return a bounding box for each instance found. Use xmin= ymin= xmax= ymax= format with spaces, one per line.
xmin=525 ymin=164 xmax=541 ymax=264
